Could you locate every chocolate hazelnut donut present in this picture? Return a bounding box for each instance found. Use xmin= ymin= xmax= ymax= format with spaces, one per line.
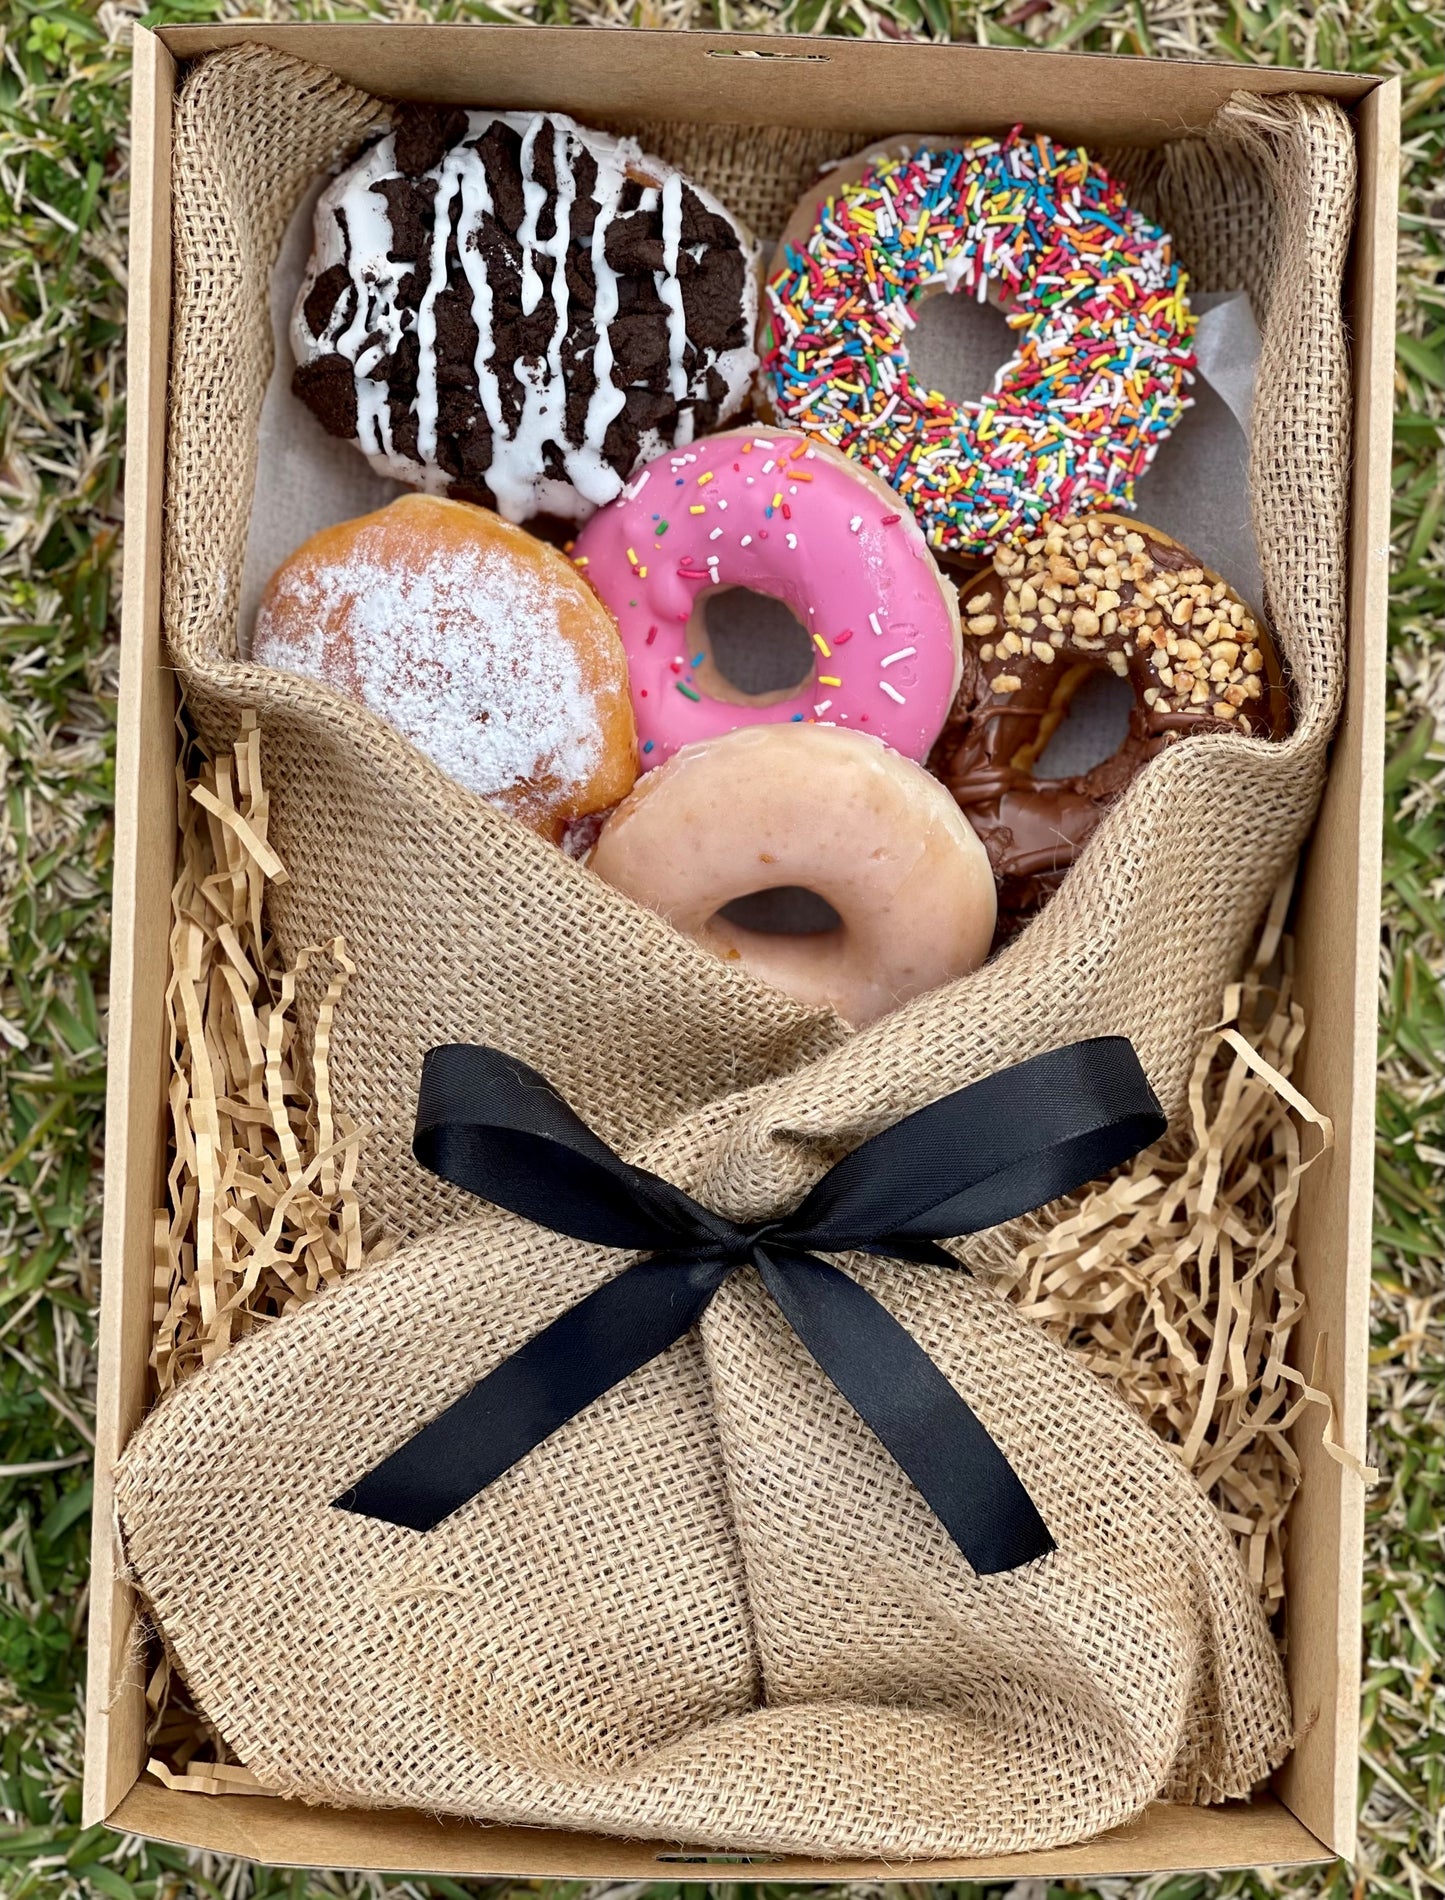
xmin=929 ymin=513 xmax=1289 ymax=934
xmin=292 ymin=107 xmax=758 ymax=525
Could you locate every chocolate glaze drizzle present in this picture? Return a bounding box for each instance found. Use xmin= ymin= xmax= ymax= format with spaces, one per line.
xmin=292 ymin=107 xmax=758 ymax=523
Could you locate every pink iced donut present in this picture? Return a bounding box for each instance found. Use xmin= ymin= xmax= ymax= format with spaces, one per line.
xmin=590 ymin=723 xmax=997 ymax=1026
xmin=571 ymin=427 xmax=961 ymax=768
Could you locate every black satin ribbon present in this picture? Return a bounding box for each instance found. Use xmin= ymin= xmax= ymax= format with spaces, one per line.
xmin=335 ymin=1037 xmax=1164 ymax=1575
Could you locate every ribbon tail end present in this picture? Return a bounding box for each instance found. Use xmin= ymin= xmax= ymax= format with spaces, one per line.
xmin=966 ymin=1516 xmax=1057 ymax=1577
xmin=331 ymin=1481 xmax=437 ymax=1533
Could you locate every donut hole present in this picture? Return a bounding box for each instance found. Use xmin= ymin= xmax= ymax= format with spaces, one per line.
xmin=688 ymin=587 xmax=816 ymax=706
xmin=1032 ymin=670 xmax=1136 ymax=780
xmin=905 ymin=291 xmax=1017 ymax=407
xmin=715 ymin=887 xmax=844 ymax=937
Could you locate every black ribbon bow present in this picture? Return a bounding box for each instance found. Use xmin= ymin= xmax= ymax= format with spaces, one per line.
xmin=336 ymin=1037 xmax=1164 ymax=1575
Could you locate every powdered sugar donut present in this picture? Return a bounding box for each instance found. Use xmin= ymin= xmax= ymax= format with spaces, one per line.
xmin=292 ymin=107 xmax=758 ymax=525
xmin=252 ymin=495 xmax=637 ymax=838
xmin=590 ymin=723 xmax=997 ymax=1025
xmin=571 ymin=427 xmax=961 ymax=769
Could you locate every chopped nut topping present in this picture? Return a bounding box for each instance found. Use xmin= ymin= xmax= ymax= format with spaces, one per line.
xmin=962 ymin=515 xmax=1275 ymax=733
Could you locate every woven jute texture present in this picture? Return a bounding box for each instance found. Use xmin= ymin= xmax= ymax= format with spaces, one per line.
xmin=117 ymin=45 xmax=1355 ymax=1856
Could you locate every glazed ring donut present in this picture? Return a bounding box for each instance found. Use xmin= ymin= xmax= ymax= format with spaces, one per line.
xmin=590 ymin=723 xmax=996 ymax=1026
xmin=572 ymin=427 xmax=961 ymax=769
xmin=252 ymin=494 xmax=637 ymax=839
xmin=760 ymin=131 xmax=1196 ymax=559
xmin=929 ymin=513 xmax=1289 ymax=933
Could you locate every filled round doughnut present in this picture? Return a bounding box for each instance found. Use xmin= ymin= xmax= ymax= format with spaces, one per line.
xmin=760 ymin=130 xmax=1196 ymax=559
xmin=590 ymin=723 xmax=996 ymax=1025
xmin=930 ymin=512 xmax=1289 ymax=932
xmin=292 ymin=107 xmax=758 ymax=524
xmin=252 ymin=494 xmax=637 ymax=838
xmin=571 ymin=427 xmax=961 ymax=768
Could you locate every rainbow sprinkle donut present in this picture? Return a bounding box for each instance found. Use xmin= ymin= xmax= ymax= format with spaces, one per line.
xmin=761 ymin=129 xmax=1197 ymax=559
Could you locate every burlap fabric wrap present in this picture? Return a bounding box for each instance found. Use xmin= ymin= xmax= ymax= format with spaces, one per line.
xmin=115 ymin=45 xmax=1356 ymax=1857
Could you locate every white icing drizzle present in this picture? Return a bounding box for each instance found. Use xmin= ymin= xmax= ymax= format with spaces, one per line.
xmin=453 ymin=145 xmax=508 ymax=468
xmin=315 ymin=139 xmax=413 ymax=473
xmin=292 ymin=110 xmax=758 ymax=522
xmin=657 ymin=173 xmax=689 ymax=401
xmin=576 ymin=136 xmax=631 ymax=502
xmin=515 ymin=117 xmax=547 ymax=318
xmin=413 ymin=159 xmax=458 ymax=471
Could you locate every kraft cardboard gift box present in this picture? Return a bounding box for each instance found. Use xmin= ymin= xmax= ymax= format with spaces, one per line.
xmin=85 ymin=20 xmax=1398 ymax=1881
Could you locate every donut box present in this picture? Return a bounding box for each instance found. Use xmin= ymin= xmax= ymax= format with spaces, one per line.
xmin=87 ymin=21 xmax=1398 ymax=1884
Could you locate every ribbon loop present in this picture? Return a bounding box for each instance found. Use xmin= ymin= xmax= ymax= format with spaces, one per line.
xmin=337 ymin=1037 xmax=1166 ymax=1575
xmin=781 ymin=1040 xmax=1166 ymax=1252
xmin=414 ymin=1044 xmax=738 ymax=1253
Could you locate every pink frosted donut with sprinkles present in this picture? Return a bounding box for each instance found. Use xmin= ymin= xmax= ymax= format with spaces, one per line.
xmin=760 ymin=129 xmax=1197 ymax=559
xmin=571 ymin=427 xmax=961 ymax=770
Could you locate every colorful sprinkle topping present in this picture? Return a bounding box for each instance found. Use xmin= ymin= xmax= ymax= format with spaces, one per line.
xmin=761 ymin=128 xmax=1196 ymax=557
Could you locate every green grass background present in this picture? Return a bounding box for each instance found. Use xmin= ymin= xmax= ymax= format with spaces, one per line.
xmin=0 ymin=0 xmax=1439 ymax=1893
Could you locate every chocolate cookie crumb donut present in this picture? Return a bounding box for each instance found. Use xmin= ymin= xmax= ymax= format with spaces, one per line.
xmin=292 ymin=107 xmax=758 ymax=524
xmin=930 ymin=513 xmax=1289 ymax=934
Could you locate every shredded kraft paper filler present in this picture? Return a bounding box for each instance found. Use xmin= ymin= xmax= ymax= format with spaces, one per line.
xmin=115 ymin=42 xmax=1366 ymax=1861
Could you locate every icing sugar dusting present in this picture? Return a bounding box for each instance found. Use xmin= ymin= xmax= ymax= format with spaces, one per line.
xmin=255 ymin=538 xmax=603 ymax=806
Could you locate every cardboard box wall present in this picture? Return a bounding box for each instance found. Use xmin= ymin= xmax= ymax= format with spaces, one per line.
xmin=85 ymin=21 xmax=1399 ymax=1881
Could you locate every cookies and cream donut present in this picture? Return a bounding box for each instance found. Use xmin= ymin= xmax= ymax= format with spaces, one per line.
xmin=590 ymin=723 xmax=997 ymax=1025
xmin=572 ymin=428 xmax=961 ymax=769
xmin=292 ymin=107 xmax=758 ymax=524
xmin=930 ymin=513 xmax=1289 ymax=931
xmin=252 ymin=494 xmax=637 ymax=838
xmin=761 ymin=130 xmax=1196 ymax=559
